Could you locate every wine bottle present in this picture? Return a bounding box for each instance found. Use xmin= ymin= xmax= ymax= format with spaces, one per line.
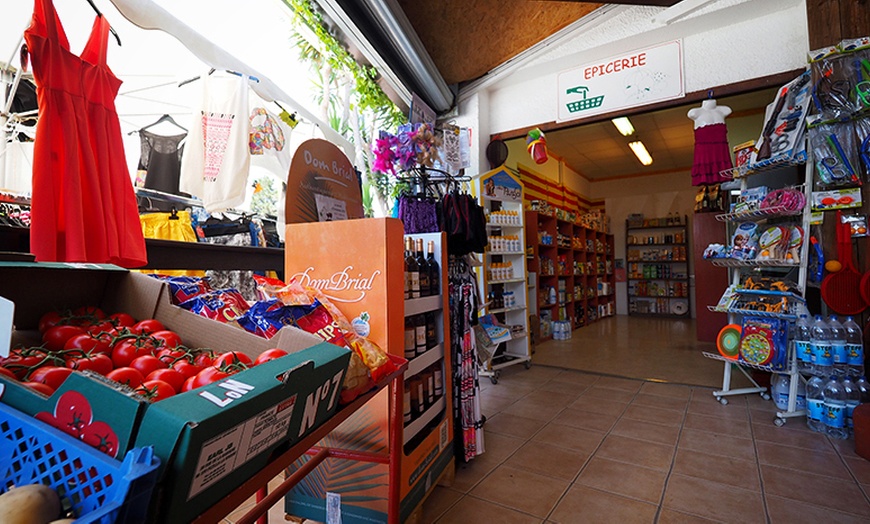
xmin=427 ymin=240 xmax=440 ymax=296
xmin=403 ymin=236 xmax=410 ymax=300
xmin=414 ymin=314 xmax=427 ymax=357
xmin=425 ymin=311 xmax=438 ymax=350
xmin=416 ymin=238 xmax=430 ymax=297
xmin=406 ymin=237 xmax=420 ymax=299
xmin=404 ymin=317 xmax=416 ymax=360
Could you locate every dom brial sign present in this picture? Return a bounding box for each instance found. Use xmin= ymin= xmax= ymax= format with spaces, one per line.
xmin=557 ymin=40 xmax=684 ymax=122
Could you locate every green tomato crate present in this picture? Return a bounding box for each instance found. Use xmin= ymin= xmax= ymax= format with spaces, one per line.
xmin=0 ymin=401 xmax=160 ymax=523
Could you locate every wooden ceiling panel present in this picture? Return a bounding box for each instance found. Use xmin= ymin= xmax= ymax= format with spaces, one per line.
xmin=397 ymin=0 xmax=602 ymax=84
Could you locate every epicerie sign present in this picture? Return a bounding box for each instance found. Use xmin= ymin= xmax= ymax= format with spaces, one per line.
xmin=557 ymin=40 xmax=684 ymax=122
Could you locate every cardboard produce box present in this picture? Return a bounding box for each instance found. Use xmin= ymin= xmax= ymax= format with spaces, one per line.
xmin=0 ymin=263 xmax=352 ymax=521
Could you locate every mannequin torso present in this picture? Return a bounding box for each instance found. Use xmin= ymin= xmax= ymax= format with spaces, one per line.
xmin=688 ymin=99 xmax=732 ymax=129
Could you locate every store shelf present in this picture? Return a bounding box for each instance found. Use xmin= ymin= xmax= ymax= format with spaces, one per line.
xmin=628 ymin=277 xmax=689 ymax=281
xmin=720 ymin=150 xmax=807 ymax=179
xmin=631 ymin=294 xmax=690 ymax=299
xmin=489 ymin=305 xmax=527 ymax=314
xmin=626 ymin=223 xmax=688 ymax=230
xmin=488 ymin=277 xmax=525 ymax=285
xmin=407 ymin=344 xmax=444 ymax=378
xmin=627 ymin=242 xmax=688 ymax=247
xmin=626 ymin=259 xmax=688 ymax=263
xmin=488 ymin=251 xmax=525 ymax=256
xmin=706 ymin=305 xmax=797 ymax=321
xmin=405 ymin=294 xmax=442 ymax=316
xmin=709 ymin=259 xmax=800 ymax=268
xmin=486 ymin=223 xmax=523 ymax=230
xmin=714 ymin=204 xmax=804 ymax=222
xmin=403 ymin=397 xmax=446 ymax=446
xmin=701 ymin=351 xmax=794 ymax=374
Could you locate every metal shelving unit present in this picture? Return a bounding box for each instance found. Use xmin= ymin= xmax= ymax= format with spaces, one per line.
xmin=626 ymin=216 xmax=690 ymax=318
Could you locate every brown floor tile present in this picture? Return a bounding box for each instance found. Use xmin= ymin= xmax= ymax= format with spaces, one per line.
xmin=610 ymin=417 xmax=681 ymax=446
xmin=486 ymin=381 xmax=538 ymax=399
xmin=581 ymin=385 xmax=638 ymax=403
xmin=482 ymin=432 xmax=527 ymax=462
xmin=436 ymin=495 xmax=541 ymax=524
xmin=690 ymin=387 xmax=746 ymax=405
xmin=623 ymin=404 xmax=686 ymax=427
xmin=632 ymin=392 xmax=689 ymax=412
xmin=662 ymin=473 xmax=765 ymax=524
xmin=831 ymin=436 xmax=864 ymax=459
xmin=506 ymin=441 xmax=588 ymax=481
xmin=755 ymin=440 xmax=850 ymax=480
xmin=683 ymin=412 xmax=752 ymax=439
xmin=532 ymin=421 xmax=606 ymax=454
xmin=480 ymin=394 xmax=518 ymax=416
xmin=525 ymin=389 xmax=582 ymax=408
xmin=656 ymin=508 xmax=723 ymax=523
xmin=420 ymin=486 xmax=463 ymax=524
xmin=640 ymin=382 xmax=691 ymax=399
xmin=554 ymin=407 xmax=620 ymax=433
xmin=678 ymin=428 xmax=757 ymax=462
xmin=595 ymin=375 xmax=644 ymax=392
xmin=672 ymin=448 xmax=760 ymax=490
xmin=760 ymin=464 xmax=870 ymax=516
xmin=450 ymin=455 xmax=500 ymax=493
xmin=551 ymin=370 xmax=600 ymax=387
xmin=569 ymin=395 xmax=629 ymax=416
xmin=503 ymin=397 xmax=565 ymax=422
xmin=751 ymin=422 xmax=836 ymax=454
xmin=766 ymin=494 xmax=870 ymax=524
xmin=470 ymin=465 xmax=569 ymax=518
xmin=596 ymin=434 xmax=675 ymax=471
xmin=485 ymin=412 xmax=546 ymax=439
xmin=844 ymin=455 xmax=870 ymax=484
xmin=549 ymin=485 xmax=657 ymax=524
xmin=687 ymin=399 xmax=751 ymax=420
xmin=575 ymin=457 xmax=667 ymax=503
xmin=535 ymin=379 xmax=587 ymax=399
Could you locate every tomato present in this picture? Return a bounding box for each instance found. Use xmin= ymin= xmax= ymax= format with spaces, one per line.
xmin=181 ymin=375 xmax=198 ymax=393
xmin=30 ymin=366 xmax=72 ymax=390
xmin=106 ymin=367 xmax=145 ymax=388
xmin=254 ymin=348 xmax=289 ymax=366
xmin=38 ymin=311 xmax=64 ymax=333
xmin=86 ymin=320 xmax=115 ymax=336
xmin=64 ymin=333 xmax=111 ymax=356
xmin=150 ymin=330 xmax=183 ymax=349
xmin=109 ymin=312 xmax=136 ymax=328
xmin=191 ymin=366 xmax=231 ymax=388
xmin=130 ymin=319 xmax=165 ymax=335
xmin=23 ymin=381 xmax=55 ymax=396
xmin=112 ymin=339 xmax=157 ymax=368
xmin=43 ymin=325 xmax=86 ymax=352
xmin=193 ymin=350 xmax=215 ymax=368
xmin=213 ymin=351 xmax=253 ymax=368
xmin=130 ymin=355 xmax=167 ymax=378
xmin=0 ymin=366 xmax=18 ymax=380
xmin=73 ymin=306 xmax=106 ymax=319
xmin=65 ymin=353 xmax=113 ymax=376
xmin=138 ymin=379 xmax=176 ymax=402
xmin=171 ymin=360 xmax=203 ymax=379
xmin=146 ymin=368 xmax=186 ymax=393
xmin=80 ymin=420 xmax=119 ymax=458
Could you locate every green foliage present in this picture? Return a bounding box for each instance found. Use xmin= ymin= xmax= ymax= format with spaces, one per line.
xmin=250 ymin=175 xmax=280 ymax=217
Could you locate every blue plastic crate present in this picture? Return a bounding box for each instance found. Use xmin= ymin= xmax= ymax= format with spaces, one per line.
xmin=0 ymin=402 xmax=159 ymax=523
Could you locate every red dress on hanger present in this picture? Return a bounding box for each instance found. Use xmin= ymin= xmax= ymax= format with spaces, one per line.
xmin=25 ymin=0 xmax=146 ymax=266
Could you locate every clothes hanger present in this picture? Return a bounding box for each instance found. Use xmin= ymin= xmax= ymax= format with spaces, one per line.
xmin=139 ymin=114 xmax=187 ymax=133
xmin=85 ymin=0 xmax=121 ymax=46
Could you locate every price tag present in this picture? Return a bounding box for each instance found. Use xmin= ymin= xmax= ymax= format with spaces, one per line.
xmin=0 ymin=296 xmax=14 ymax=359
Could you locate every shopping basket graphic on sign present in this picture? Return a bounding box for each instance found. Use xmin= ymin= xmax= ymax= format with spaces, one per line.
xmin=566 ymin=86 xmax=605 ymax=113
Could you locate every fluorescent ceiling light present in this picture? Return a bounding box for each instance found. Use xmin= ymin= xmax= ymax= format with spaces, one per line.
xmin=628 ymin=141 xmax=653 ymax=166
xmin=611 ymin=117 xmax=635 ymax=136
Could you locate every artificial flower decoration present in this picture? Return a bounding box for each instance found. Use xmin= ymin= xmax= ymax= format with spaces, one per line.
xmin=371 ymin=123 xmax=443 ymax=174
xmin=526 ymin=127 xmax=548 ymax=164
xmin=372 ymin=131 xmax=399 ymax=176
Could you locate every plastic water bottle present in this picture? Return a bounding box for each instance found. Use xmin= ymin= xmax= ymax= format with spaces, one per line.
xmin=857 ymin=376 xmax=870 ymax=404
xmin=829 ymin=316 xmax=849 ymax=376
xmin=844 ymin=316 xmax=865 ymax=376
xmin=805 ymin=375 xmax=826 ymax=432
xmin=823 ymin=376 xmax=849 ymax=439
xmin=771 ymin=375 xmax=789 ymax=410
xmin=842 ymin=375 xmax=860 ymax=435
xmin=811 ymin=315 xmax=833 ymax=376
xmin=794 ymin=314 xmax=813 ymax=374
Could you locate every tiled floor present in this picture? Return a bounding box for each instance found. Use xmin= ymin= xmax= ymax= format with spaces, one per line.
xmin=420 ymin=364 xmax=870 ymax=523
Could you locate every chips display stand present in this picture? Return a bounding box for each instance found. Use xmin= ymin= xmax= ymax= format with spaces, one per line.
xmin=702 ymin=155 xmax=813 ymax=426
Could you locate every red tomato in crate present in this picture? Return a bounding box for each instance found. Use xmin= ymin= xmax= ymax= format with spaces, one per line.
xmin=213 ymin=351 xmax=253 ymax=368
xmin=191 ymin=366 xmax=231 ymax=388
xmin=181 ymin=375 xmax=197 ymax=393
xmin=129 ymin=319 xmax=165 ymax=335
xmin=254 ymin=348 xmax=289 ymax=366
xmin=108 ymin=312 xmax=136 ymax=328
xmin=192 ymin=350 xmax=215 ymax=368
xmin=38 ymin=311 xmax=64 ymax=333
xmin=43 ymin=325 xmax=86 ymax=352
xmin=73 ymin=306 xmax=106 ymax=319
xmin=64 ymin=333 xmax=111 ymax=355
xmin=0 ymin=367 xmax=17 ymax=380
xmin=146 ymin=368 xmax=186 ymax=393
xmin=29 ymin=366 xmax=72 ymax=390
xmin=130 ymin=355 xmax=167 ymax=378
xmin=23 ymin=381 xmax=55 ymax=396
xmin=106 ymin=367 xmax=145 ymax=388
xmin=65 ymin=353 xmax=113 ymax=376
xmin=171 ymin=360 xmax=203 ymax=379
xmin=138 ymin=379 xmax=176 ymax=402
xmin=150 ymin=330 xmax=183 ymax=349
xmin=86 ymin=320 xmax=115 ymax=336
xmin=112 ymin=339 xmax=157 ymax=368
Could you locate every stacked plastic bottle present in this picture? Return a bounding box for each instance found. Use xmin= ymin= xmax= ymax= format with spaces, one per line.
xmin=810 ymin=315 xmax=833 ymax=377
xmin=805 ymin=375 xmax=826 ymax=433
xmin=829 ymin=316 xmax=849 ymax=376
xmin=844 ymin=317 xmax=865 ymax=376
xmin=823 ymin=376 xmax=849 ymax=439
xmin=794 ymin=314 xmax=813 ymax=374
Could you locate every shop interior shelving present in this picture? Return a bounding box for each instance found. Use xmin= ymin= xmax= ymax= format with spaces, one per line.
xmin=703 ymin=158 xmax=812 ymax=426
xmin=625 ymin=216 xmax=690 ymax=318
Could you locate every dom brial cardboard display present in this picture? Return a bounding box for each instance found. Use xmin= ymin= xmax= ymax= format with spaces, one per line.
xmin=0 ymin=263 xmax=352 ymax=522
